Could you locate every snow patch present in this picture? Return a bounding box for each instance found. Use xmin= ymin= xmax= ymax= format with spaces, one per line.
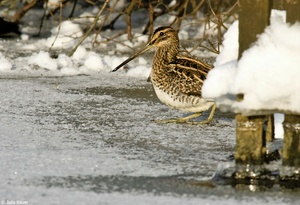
xmin=203 ymin=18 xmax=300 ymax=115
xmin=0 ymin=53 xmax=13 ymax=71
xmin=44 ymin=20 xmax=83 ymax=48
xmin=126 ymin=65 xmax=150 ymax=79
xmin=28 ymin=51 xmax=58 ymax=70
xmin=84 ymin=52 xmax=103 ymax=71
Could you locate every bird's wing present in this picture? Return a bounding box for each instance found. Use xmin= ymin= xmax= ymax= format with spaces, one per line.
xmin=167 ymin=55 xmax=212 ymax=96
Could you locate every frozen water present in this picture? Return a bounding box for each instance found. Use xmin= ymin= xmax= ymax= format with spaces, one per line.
xmin=1 ymin=75 xmax=298 ymax=205
xmin=0 ymin=5 xmax=299 ymax=205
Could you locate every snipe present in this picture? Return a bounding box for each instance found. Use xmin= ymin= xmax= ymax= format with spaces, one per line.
xmin=112 ymin=26 xmax=216 ymax=124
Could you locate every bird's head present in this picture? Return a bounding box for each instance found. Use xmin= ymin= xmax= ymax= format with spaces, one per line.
xmin=112 ymin=26 xmax=178 ymax=72
xmin=148 ymin=26 xmax=179 ymax=48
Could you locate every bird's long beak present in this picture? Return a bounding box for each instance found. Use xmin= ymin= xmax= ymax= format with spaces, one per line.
xmin=111 ymin=42 xmax=154 ymax=72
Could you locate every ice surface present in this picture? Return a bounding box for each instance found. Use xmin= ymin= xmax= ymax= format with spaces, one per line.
xmin=1 ymin=75 xmax=297 ymax=205
xmin=0 ymin=6 xmax=298 ymax=205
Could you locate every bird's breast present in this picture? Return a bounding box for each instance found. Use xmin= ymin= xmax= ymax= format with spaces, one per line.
xmin=152 ymin=84 xmax=214 ymax=113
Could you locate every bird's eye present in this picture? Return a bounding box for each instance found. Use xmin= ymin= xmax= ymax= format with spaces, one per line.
xmin=159 ymin=32 xmax=164 ymax=36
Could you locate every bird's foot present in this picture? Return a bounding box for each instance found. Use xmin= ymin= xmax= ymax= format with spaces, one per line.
xmin=153 ymin=113 xmax=203 ymax=124
xmin=153 ymin=118 xmax=188 ymax=124
xmin=153 ymin=104 xmax=217 ymax=125
xmin=185 ymin=104 xmax=216 ymax=125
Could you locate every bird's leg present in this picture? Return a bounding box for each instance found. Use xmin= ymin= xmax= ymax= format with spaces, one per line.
xmin=154 ymin=104 xmax=217 ymax=125
xmin=154 ymin=112 xmax=203 ymax=124
xmin=187 ymin=104 xmax=216 ymax=125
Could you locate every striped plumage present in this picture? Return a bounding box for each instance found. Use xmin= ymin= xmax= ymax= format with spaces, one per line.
xmin=113 ymin=26 xmax=216 ymax=124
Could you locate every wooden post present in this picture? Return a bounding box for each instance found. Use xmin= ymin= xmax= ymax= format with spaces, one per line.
xmin=284 ymin=0 xmax=300 ymax=24
xmin=282 ymin=115 xmax=300 ymax=167
xmin=233 ymin=0 xmax=299 ymax=181
xmin=235 ymin=0 xmax=271 ymax=167
xmin=235 ymin=115 xmax=266 ymax=165
xmin=238 ymin=0 xmax=270 ymax=59
xmin=281 ymin=0 xmax=300 ymax=170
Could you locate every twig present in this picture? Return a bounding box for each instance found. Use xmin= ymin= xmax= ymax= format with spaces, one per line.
xmin=38 ymin=0 xmax=48 ymax=36
xmin=95 ymin=30 xmax=127 ymax=45
xmin=68 ymin=0 xmax=78 ymax=18
xmin=12 ymin=0 xmax=38 ymax=22
xmin=49 ymin=1 xmax=63 ymax=52
xmin=68 ymin=0 xmax=110 ymax=57
xmin=93 ymin=0 xmax=120 ymax=46
xmin=199 ymin=39 xmax=220 ymax=54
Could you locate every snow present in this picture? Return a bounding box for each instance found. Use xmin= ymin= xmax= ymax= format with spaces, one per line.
xmin=57 ymin=53 xmax=73 ymax=68
xmin=28 ymin=51 xmax=58 ymax=70
xmin=44 ymin=20 xmax=83 ymax=49
xmin=115 ymin=35 xmax=134 ymax=52
xmin=274 ymin=113 xmax=284 ymax=138
xmin=0 ymin=18 xmax=152 ymax=78
xmin=72 ymin=45 xmax=88 ymax=60
xmin=0 ymin=53 xmax=12 ymax=71
xmin=213 ymin=21 xmax=239 ymax=66
xmin=202 ymin=15 xmax=300 ymax=116
xmin=126 ymin=65 xmax=150 ymax=79
xmin=84 ymin=52 xmax=103 ymax=71
xmin=46 ymin=0 xmax=60 ymax=10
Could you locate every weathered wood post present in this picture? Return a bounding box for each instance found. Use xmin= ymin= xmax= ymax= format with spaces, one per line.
xmin=235 ymin=0 xmax=300 ymax=180
xmin=281 ymin=0 xmax=300 ymax=172
xmin=282 ymin=115 xmax=300 ymax=168
xmin=235 ymin=0 xmax=271 ymax=172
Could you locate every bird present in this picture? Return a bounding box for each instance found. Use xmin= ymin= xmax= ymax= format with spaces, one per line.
xmin=112 ymin=26 xmax=216 ymax=124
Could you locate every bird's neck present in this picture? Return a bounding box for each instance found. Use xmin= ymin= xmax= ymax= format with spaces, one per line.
xmin=153 ymin=42 xmax=179 ymax=65
xmin=151 ymin=42 xmax=179 ymax=85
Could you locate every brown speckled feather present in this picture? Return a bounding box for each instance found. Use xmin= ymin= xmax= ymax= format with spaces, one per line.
xmin=113 ymin=26 xmax=215 ymax=116
xmin=168 ymin=55 xmax=212 ymax=96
